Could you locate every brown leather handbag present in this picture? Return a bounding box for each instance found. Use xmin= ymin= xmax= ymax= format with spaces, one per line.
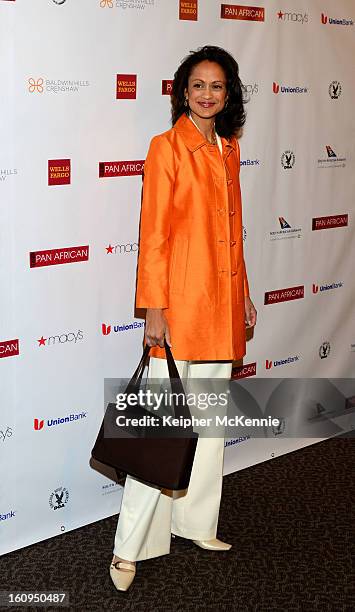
xmin=91 ymin=341 xmax=198 ymax=490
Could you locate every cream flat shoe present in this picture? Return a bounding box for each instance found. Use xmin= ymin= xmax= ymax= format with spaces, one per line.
xmin=109 ymin=558 xmax=136 ymax=592
xmin=192 ymin=538 xmax=232 ymax=551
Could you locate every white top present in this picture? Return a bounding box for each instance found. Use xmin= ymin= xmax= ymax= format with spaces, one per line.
xmin=188 ymin=113 xmax=223 ymax=155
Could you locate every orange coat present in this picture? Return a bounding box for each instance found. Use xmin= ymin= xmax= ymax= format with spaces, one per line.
xmin=135 ymin=112 xmax=249 ymax=361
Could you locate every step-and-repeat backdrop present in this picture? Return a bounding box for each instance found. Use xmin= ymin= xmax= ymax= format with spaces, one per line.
xmin=1 ymin=0 xmax=354 ymax=555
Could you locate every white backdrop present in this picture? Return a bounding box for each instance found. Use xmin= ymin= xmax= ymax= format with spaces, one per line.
xmin=1 ymin=0 xmax=354 ymax=555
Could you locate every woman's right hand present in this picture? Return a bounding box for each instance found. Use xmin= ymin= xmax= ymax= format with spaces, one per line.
xmin=145 ymin=308 xmax=172 ymax=348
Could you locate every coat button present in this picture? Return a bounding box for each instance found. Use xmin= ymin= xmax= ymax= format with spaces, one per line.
xmin=229 ymin=210 xmax=235 ymax=216
xmin=227 ymin=178 xmax=233 ymax=185
xmin=231 ymin=271 xmax=237 ymax=276
xmin=230 ymin=240 xmax=236 ymax=246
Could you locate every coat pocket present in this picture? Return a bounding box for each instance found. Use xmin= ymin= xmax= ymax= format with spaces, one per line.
xmin=169 ymin=235 xmax=189 ymax=295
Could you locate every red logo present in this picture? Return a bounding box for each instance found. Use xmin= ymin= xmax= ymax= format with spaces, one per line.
xmin=312 ymin=284 xmax=319 ymax=294
xmin=232 ymin=362 xmax=257 ymax=379
xmin=264 ymin=285 xmax=305 ymax=305
xmin=48 ymin=159 xmax=71 ymax=186
xmin=265 ymin=359 xmax=273 ymax=370
xmin=29 ymin=246 xmax=89 ymax=268
xmin=34 ymin=418 xmax=44 ymax=431
xmin=273 ymin=82 xmax=280 ymax=94
xmin=99 ymin=160 xmax=144 ymax=178
xmin=179 ymin=0 xmax=198 ymax=21
xmin=116 ymin=74 xmax=137 ymax=99
xmin=312 ymin=214 xmax=348 ymax=230
xmin=321 ymin=13 xmax=328 ymax=24
xmin=102 ymin=323 xmax=111 ymax=336
xmin=162 ymin=80 xmax=173 ymax=95
xmin=221 ymin=4 xmax=265 ymax=21
xmin=0 ymin=339 xmax=19 ymax=359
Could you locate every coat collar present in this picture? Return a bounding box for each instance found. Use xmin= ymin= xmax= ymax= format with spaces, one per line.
xmin=173 ymin=112 xmax=237 ymax=154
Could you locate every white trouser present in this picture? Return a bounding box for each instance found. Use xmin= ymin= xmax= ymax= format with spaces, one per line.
xmin=113 ymin=356 xmax=232 ymax=562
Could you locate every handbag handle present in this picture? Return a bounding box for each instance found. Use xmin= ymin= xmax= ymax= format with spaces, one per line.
xmin=125 ymin=340 xmax=192 ymax=421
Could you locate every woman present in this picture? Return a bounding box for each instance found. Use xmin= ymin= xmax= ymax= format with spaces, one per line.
xmin=110 ymin=45 xmax=257 ymax=592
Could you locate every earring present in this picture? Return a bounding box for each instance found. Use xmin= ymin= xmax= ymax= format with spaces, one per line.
xmin=184 ymin=98 xmax=188 ymax=107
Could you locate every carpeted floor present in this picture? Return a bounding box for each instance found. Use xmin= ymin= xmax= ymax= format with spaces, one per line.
xmin=0 ymin=437 xmax=353 ymax=612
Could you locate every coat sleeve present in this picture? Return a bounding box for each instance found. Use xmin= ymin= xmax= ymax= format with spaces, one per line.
xmin=135 ymin=134 xmax=175 ymax=309
xmin=235 ymin=138 xmax=250 ymax=298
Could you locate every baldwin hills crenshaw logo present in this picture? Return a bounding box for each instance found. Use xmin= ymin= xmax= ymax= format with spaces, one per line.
xmin=100 ymin=0 xmax=155 ymax=10
xmin=49 ymin=486 xmax=69 ymax=510
xmin=28 ymin=77 xmax=89 ymax=94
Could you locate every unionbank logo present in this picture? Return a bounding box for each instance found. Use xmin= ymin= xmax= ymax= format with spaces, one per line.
xmin=162 ymin=80 xmax=173 ymax=95
xmin=102 ymin=321 xmax=144 ymax=335
xmin=264 ymin=285 xmax=304 ymax=305
xmin=221 ymin=4 xmax=264 ymax=21
xmin=312 ymin=281 xmax=343 ymax=294
xmin=0 ymin=510 xmax=16 ymax=523
xmin=281 ymin=150 xmax=295 ymax=169
xmin=273 ymin=81 xmax=308 ymax=94
xmin=312 ymin=214 xmax=348 ymax=230
xmin=179 ymin=0 xmax=198 ymax=20
xmin=318 ymin=146 xmax=346 ymax=169
xmin=30 ymin=245 xmax=89 ymax=268
xmin=28 ymin=77 xmax=89 ymax=94
xmin=116 ymin=74 xmax=137 ymax=99
xmin=0 ymin=339 xmax=19 ymax=359
xmin=269 ymin=217 xmax=302 ymax=241
xmin=34 ymin=411 xmax=87 ymax=431
xmin=321 ymin=13 xmax=353 ymax=26
xmin=329 ymin=81 xmax=342 ymax=99
xmin=265 ymin=354 xmax=300 ymax=369
xmin=240 ymin=158 xmax=260 ymax=167
xmin=277 ymin=10 xmax=308 ymax=24
xmin=106 ymin=242 xmax=138 ymax=254
xmin=99 ymin=160 xmax=144 ymax=177
xmin=37 ymin=330 xmax=83 ymax=347
xmin=48 ymin=159 xmax=71 ymax=185
xmin=231 ymin=362 xmax=256 ymax=379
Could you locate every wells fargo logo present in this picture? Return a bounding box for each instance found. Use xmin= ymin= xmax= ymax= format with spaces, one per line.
xmin=179 ymin=0 xmax=198 ymax=21
xmin=221 ymin=4 xmax=265 ymax=21
xmin=116 ymin=74 xmax=137 ymax=99
xmin=232 ymin=362 xmax=256 ymax=379
xmin=264 ymin=285 xmax=304 ymax=305
xmin=48 ymin=159 xmax=71 ymax=185
xmin=28 ymin=78 xmax=44 ymax=93
xmin=162 ymin=80 xmax=173 ymax=95
xmin=99 ymin=160 xmax=144 ymax=178
xmin=312 ymin=214 xmax=348 ymax=230
xmin=29 ymin=246 xmax=89 ymax=268
xmin=0 ymin=339 xmax=19 ymax=359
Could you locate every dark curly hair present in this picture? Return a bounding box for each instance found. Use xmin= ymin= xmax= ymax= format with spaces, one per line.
xmin=171 ymin=45 xmax=247 ymax=139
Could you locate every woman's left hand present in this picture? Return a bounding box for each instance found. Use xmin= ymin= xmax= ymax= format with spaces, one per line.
xmin=244 ymin=296 xmax=257 ymax=328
